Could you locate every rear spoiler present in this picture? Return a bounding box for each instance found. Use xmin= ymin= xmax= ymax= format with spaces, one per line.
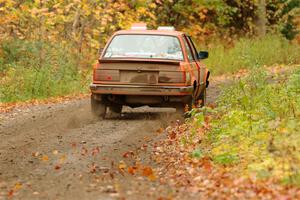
xmin=98 ymin=58 xmax=180 ymax=65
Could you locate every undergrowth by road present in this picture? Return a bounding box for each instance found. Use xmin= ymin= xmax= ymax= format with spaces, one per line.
xmin=198 ymin=66 xmax=300 ymax=182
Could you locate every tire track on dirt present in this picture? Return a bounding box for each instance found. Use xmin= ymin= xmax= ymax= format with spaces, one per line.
xmin=0 ymin=78 xmax=224 ymax=199
xmin=0 ymin=99 xmax=183 ymax=199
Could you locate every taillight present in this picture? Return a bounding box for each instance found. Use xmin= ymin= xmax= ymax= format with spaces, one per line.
xmin=93 ymin=63 xmax=100 ymax=81
xmin=158 ymin=71 xmax=185 ymax=83
xmin=94 ymin=69 xmax=120 ymax=82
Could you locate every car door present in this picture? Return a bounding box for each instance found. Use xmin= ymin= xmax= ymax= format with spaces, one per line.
xmin=186 ymin=36 xmax=206 ymax=97
xmin=182 ymin=35 xmax=201 ymax=98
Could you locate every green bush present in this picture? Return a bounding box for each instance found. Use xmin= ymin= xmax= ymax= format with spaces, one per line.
xmin=203 ymin=35 xmax=300 ymax=75
xmin=0 ymin=40 xmax=91 ymax=103
xmin=213 ymin=153 xmax=238 ymax=165
xmin=193 ymin=67 xmax=300 ymax=184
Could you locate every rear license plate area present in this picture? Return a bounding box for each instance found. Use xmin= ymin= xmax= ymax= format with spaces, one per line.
xmin=120 ymin=71 xmax=158 ymax=84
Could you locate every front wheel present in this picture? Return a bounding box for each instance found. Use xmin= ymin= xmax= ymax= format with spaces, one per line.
xmin=175 ymin=96 xmax=196 ymax=118
xmin=91 ymin=95 xmax=107 ymax=119
xmin=198 ymin=88 xmax=207 ymax=107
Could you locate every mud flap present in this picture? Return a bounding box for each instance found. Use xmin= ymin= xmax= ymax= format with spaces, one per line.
xmin=206 ymin=71 xmax=210 ymax=88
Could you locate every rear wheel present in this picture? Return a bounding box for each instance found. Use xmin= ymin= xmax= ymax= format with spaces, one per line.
xmin=108 ymin=104 xmax=122 ymax=114
xmin=91 ymin=95 xmax=107 ymax=119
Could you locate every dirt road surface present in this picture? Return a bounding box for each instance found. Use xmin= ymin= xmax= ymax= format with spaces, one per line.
xmin=0 ymin=79 xmax=223 ymax=200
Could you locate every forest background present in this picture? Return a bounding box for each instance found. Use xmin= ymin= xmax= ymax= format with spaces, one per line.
xmin=0 ymin=0 xmax=299 ymax=102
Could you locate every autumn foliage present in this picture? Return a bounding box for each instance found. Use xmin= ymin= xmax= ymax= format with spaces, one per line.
xmin=0 ymin=2 xmax=300 ymax=199
xmin=0 ymin=0 xmax=299 ymax=47
xmin=0 ymin=0 xmax=299 ymax=103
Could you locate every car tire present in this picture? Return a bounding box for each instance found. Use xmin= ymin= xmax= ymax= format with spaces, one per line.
xmin=91 ymin=95 xmax=107 ymax=119
xmin=109 ymin=104 xmax=122 ymax=114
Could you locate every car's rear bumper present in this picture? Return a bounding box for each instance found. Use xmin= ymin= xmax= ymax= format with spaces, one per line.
xmin=90 ymin=84 xmax=193 ymax=96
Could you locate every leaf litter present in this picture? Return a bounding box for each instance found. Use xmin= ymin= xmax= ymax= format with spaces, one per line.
xmin=115 ymin=117 xmax=300 ymax=199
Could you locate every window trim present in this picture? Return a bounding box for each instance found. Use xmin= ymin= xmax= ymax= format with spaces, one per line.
xmin=182 ymin=35 xmax=195 ymax=62
xmin=102 ymin=34 xmax=185 ymax=61
xmin=187 ymin=36 xmax=200 ymax=60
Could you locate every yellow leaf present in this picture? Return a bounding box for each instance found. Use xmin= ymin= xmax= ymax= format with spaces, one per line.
xmin=14 ymin=183 xmax=22 ymax=190
xmin=118 ymin=161 xmax=127 ymax=170
xmin=149 ymin=3 xmax=156 ymax=9
xmin=59 ymin=155 xmax=66 ymax=163
xmin=41 ymin=155 xmax=49 ymax=161
xmin=148 ymin=174 xmax=157 ymax=181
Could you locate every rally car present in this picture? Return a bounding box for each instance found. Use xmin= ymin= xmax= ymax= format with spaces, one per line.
xmin=90 ymin=24 xmax=210 ymax=118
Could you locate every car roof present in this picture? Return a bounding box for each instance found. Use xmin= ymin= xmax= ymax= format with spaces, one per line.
xmin=114 ymin=30 xmax=184 ymax=36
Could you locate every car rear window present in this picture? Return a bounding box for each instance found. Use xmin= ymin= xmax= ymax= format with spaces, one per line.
xmin=103 ymin=34 xmax=183 ymax=60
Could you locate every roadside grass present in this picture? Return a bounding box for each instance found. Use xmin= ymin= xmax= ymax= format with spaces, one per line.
xmin=203 ymin=34 xmax=300 ymax=75
xmin=189 ymin=67 xmax=300 ymax=186
xmin=0 ymin=40 xmax=91 ymax=103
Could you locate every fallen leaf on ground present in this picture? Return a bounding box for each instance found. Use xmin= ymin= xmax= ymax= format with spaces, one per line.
xmin=71 ymin=142 xmax=77 ymax=148
xmin=54 ymin=165 xmax=61 ymax=170
xmin=41 ymin=155 xmax=49 ymax=161
xmin=168 ymin=131 xmax=176 ymax=139
xmin=156 ymin=128 xmax=164 ymax=134
xmin=91 ymin=147 xmax=100 ymax=156
xmin=122 ymin=151 xmax=134 ymax=158
xmin=14 ymin=183 xmax=22 ymax=190
xmin=201 ymin=158 xmax=212 ymax=172
xmin=81 ymin=147 xmax=88 ymax=156
xmin=142 ymin=166 xmax=153 ymax=177
xmin=89 ymin=163 xmax=99 ymax=173
xmin=148 ymin=174 xmax=157 ymax=181
xmin=59 ymin=155 xmax=66 ymax=163
xmin=7 ymin=190 xmax=14 ymax=198
xmin=128 ymin=166 xmax=136 ymax=175
xmin=118 ymin=161 xmax=127 ymax=171
xmin=32 ymin=152 xmax=39 ymax=157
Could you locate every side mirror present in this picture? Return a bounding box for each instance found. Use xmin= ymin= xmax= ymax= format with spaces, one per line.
xmin=198 ymin=51 xmax=209 ymax=60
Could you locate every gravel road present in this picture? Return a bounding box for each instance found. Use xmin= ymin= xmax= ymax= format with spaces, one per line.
xmin=0 ymin=78 xmax=223 ymax=200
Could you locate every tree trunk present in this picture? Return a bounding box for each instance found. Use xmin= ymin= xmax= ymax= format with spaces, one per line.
xmin=256 ymin=0 xmax=267 ymax=37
